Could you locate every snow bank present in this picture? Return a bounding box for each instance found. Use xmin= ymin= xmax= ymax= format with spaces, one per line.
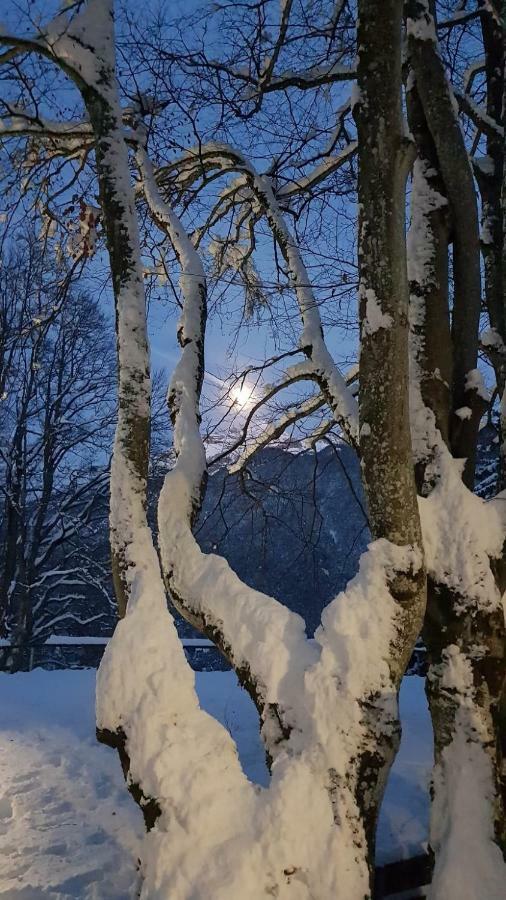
xmin=1 ymin=669 xmax=431 ymax=897
xmin=0 ymin=669 xmax=143 ymax=899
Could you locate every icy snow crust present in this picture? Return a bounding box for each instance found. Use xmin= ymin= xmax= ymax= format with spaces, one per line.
xmin=361 ymin=287 xmax=393 ymax=335
xmin=0 ymin=670 xmax=144 ymax=899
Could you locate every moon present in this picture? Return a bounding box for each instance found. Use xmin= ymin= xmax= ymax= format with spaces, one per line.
xmin=231 ymin=382 xmax=255 ymax=409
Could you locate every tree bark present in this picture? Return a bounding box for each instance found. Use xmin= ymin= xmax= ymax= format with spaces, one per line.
xmin=407 ymin=0 xmax=483 ymax=487
xmin=80 ymin=65 xmax=151 ymax=619
xmin=406 ymin=61 xmax=506 ymax=880
xmin=354 ymin=0 xmax=426 ymax=865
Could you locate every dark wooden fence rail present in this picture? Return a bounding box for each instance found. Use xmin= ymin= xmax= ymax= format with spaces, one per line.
xmin=374 ymin=852 xmax=432 ymax=899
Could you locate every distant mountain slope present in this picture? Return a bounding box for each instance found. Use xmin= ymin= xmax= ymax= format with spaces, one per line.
xmin=194 ymin=443 xmax=369 ymax=635
xmin=34 ymin=428 xmax=499 ymax=642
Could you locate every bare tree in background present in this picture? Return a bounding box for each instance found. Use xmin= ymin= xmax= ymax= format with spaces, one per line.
xmin=0 ymin=233 xmax=116 ymax=650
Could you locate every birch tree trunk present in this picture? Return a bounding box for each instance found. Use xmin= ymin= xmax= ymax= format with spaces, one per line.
xmin=17 ymin=0 xmax=165 ymax=823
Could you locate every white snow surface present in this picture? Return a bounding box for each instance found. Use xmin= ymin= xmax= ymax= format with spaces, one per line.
xmin=407 ymin=158 xmax=447 ymax=291
xmin=480 ymin=328 xmax=505 ymax=352
xmin=0 ymin=669 xmax=431 ymax=898
xmin=0 ymin=669 xmax=143 ymax=900
xmin=406 ymin=2 xmax=437 ymax=43
xmin=465 ymin=367 xmax=490 ymax=402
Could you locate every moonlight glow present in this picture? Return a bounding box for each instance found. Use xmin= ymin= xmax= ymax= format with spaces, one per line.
xmin=231 ymin=382 xmax=256 ymax=408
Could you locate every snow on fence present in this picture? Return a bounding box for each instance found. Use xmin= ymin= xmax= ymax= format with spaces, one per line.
xmin=0 ymin=637 xmax=428 ymax=675
xmin=0 ymin=637 xmax=230 ymax=673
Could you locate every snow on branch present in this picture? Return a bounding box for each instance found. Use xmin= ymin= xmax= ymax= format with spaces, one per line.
xmin=462 ymin=59 xmax=485 ymax=94
xmin=303 ymin=418 xmax=335 ymax=448
xmin=257 ymin=59 xmax=356 ymax=93
xmin=156 ymin=140 xmax=359 ymax=445
xmin=224 ymin=361 xmax=358 ymax=474
xmin=101 ymin=533 xmax=422 ymax=898
xmin=137 ymin=143 xmax=315 ymax=750
xmin=249 ymin=172 xmax=359 ymax=445
xmin=209 ymin=361 xmax=321 ymax=469
xmin=0 ymin=104 xmax=93 ymax=148
xmin=174 ymin=53 xmax=355 ymax=104
xmin=454 ymin=90 xmax=503 ymax=140
xmin=228 ymin=392 xmax=327 ymax=474
xmin=436 ymin=8 xmax=483 ymax=30
xmin=277 ymin=141 xmax=357 ymax=198
xmin=0 ymin=1 xmax=114 ymax=92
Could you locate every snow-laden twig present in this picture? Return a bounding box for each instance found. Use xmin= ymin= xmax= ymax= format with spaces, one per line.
xmin=228 ymin=362 xmax=358 ymax=473
xmin=454 ymin=89 xmax=503 ymax=140
xmin=135 ymin=145 xmax=313 ymax=742
xmin=277 ymin=140 xmax=357 ymax=198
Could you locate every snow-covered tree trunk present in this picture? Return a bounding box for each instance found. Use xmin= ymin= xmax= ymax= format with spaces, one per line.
xmin=407 ymin=0 xmax=483 ymax=488
xmin=353 ymin=0 xmax=426 ymax=855
xmin=405 ymin=81 xmax=452 ymax=469
xmin=77 ymin=25 xmax=151 ymax=621
xmin=406 ymin=76 xmax=506 ymax=892
xmin=479 ymin=5 xmax=506 ymax=486
xmin=0 ymin=0 xmax=167 ymax=819
xmin=1 ymin=7 xmax=425 ymax=893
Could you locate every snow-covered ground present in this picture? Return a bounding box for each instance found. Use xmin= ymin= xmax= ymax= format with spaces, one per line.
xmin=0 ymin=669 xmax=432 ymax=898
